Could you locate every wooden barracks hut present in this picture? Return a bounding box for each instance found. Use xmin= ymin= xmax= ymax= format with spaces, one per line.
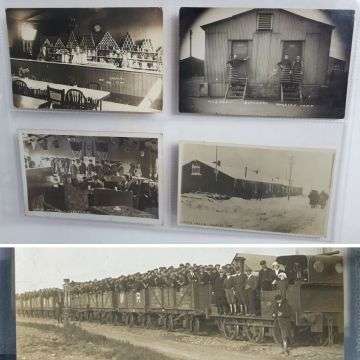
xmin=201 ymin=9 xmax=335 ymax=101
xmin=182 ymin=160 xmax=303 ymax=199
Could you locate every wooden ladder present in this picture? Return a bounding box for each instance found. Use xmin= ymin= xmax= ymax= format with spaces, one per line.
xmin=281 ymin=83 xmax=302 ymax=103
xmin=225 ymin=78 xmax=248 ymax=101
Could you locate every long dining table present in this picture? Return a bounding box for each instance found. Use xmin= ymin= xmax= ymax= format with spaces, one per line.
xmin=13 ymin=76 xmax=111 ymax=111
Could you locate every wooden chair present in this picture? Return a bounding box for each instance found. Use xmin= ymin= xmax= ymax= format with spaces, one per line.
xmin=65 ymin=89 xmax=99 ymax=111
xmin=41 ymin=86 xmax=65 ymax=109
xmin=12 ymin=79 xmax=30 ymax=96
xmin=87 ymin=82 xmax=100 ymax=90
xmin=65 ymin=89 xmax=87 ymax=109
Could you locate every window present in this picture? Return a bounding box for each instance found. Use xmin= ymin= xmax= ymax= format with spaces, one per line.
xmin=257 ymin=12 xmax=273 ymax=31
xmin=191 ymin=163 xmax=201 ymax=176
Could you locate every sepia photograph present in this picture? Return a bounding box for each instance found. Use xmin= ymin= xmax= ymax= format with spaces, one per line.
xmin=19 ymin=131 xmax=161 ymax=223
xmin=178 ymin=142 xmax=335 ymax=236
xmin=13 ymin=246 xmax=345 ymax=360
xmin=179 ymin=8 xmax=354 ymax=118
xmin=6 ymin=8 xmax=163 ymax=113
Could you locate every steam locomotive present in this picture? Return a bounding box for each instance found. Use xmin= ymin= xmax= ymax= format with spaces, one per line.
xmin=16 ymin=252 xmax=343 ymax=346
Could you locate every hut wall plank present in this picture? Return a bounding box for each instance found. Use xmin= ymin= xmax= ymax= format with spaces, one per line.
xmin=304 ymin=33 xmax=320 ymax=84
xmin=203 ymin=9 xmax=333 ymax=96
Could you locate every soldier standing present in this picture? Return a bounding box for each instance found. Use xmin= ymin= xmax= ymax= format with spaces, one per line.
xmin=233 ymin=270 xmax=248 ymax=314
xmin=213 ymin=269 xmax=227 ymax=315
xmin=258 ymin=260 xmax=276 ymax=291
xmin=245 ymin=268 xmax=259 ymax=316
xmin=272 ymin=295 xmax=293 ymax=355
xmin=224 ymin=272 xmax=236 ymax=315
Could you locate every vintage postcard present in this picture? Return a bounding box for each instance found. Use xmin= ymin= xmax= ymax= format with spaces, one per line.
xmin=11 ymin=246 xmax=344 ymax=359
xmin=18 ymin=130 xmax=162 ymax=224
xmin=6 ymin=8 xmax=163 ymax=113
xmin=179 ymin=8 xmax=354 ymax=118
xmin=178 ymin=142 xmax=336 ymax=236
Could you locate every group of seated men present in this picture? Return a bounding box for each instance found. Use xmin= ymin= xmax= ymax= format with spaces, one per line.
xmin=26 ymin=155 xmax=158 ymax=212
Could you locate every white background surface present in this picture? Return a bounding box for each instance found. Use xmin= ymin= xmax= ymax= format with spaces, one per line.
xmin=0 ymin=0 xmax=359 ymax=244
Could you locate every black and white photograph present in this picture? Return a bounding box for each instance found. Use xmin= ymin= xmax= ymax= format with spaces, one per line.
xmin=178 ymin=142 xmax=335 ymax=236
xmin=179 ymin=8 xmax=354 ymax=118
xmin=19 ymin=131 xmax=161 ymax=223
xmin=14 ymin=246 xmax=344 ymax=360
xmin=6 ymin=8 xmax=163 ymax=112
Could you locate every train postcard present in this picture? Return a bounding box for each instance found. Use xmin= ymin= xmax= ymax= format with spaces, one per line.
xmin=178 ymin=141 xmax=336 ymax=237
xmin=179 ymin=8 xmax=355 ymax=119
xmin=18 ymin=130 xmax=162 ymax=225
xmin=6 ymin=7 xmax=163 ymax=113
xmin=6 ymin=246 xmax=345 ymax=360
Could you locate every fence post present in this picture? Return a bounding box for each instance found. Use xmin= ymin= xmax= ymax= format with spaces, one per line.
xmin=63 ymin=279 xmax=71 ymax=325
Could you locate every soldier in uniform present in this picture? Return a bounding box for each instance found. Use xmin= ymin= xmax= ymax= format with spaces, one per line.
xmin=272 ymin=295 xmax=293 ymax=355
xmin=224 ymin=272 xmax=236 ymax=314
xmin=233 ymin=270 xmax=248 ymax=314
xmin=213 ymin=268 xmax=227 ymax=314
xmin=258 ymin=260 xmax=276 ymax=291
xmin=245 ymin=268 xmax=259 ymax=316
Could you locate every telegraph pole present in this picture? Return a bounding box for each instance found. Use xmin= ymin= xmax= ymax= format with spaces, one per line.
xmin=288 ymin=155 xmax=294 ymax=200
xmin=215 ymin=146 xmax=219 ymax=182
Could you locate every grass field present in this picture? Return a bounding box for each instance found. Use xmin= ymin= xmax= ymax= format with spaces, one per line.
xmin=17 ymin=321 xmax=174 ymax=360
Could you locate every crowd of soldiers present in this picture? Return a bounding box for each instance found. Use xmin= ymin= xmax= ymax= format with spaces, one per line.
xmin=70 ymin=259 xmax=290 ymax=317
xmin=20 ymin=259 xmax=295 ymax=355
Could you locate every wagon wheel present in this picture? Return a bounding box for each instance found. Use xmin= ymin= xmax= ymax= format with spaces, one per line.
xmin=223 ymin=321 xmax=239 ymax=340
xmin=245 ymin=324 xmax=265 ymax=343
xmin=139 ymin=314 xmax=147 ymax=328
xmin=166 ymin=314 xmax=175 ymax=332
xmin=216 ymin=318 xmax=225 ymax=333
xmin=190 ymin=317 xmax=201 ymax=334
xmin=145 ymin=314 xmax=153 ymax=329
xmin=313 ymin=323 xmax=337 ymax=347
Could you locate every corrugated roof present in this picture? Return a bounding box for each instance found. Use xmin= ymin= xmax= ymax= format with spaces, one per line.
xmin=186 ymin=160 xmax=292 ymax=186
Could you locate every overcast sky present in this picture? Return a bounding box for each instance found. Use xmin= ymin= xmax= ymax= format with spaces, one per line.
xmin=181 ymin=143 xmax=335 ymax=193
xmin=15 ymin=246 xmax=323 ymax=293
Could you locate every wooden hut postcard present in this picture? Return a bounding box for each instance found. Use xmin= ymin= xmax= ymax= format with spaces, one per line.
xmin=6 ymin=8 xmax=163 ymax=113
xmin=179 ymin=8 xmax=354 ymax=119
xmin=12 ymin=246 xmax=345 ymax=360
xmin=178 ymin=142 xmax=336 ymax=237
xmin=18 ymin=130 xmax=162 ymax=224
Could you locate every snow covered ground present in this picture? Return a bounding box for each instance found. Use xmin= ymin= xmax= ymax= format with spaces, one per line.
xmin=180 ymin=193 xmax=329 ymax=236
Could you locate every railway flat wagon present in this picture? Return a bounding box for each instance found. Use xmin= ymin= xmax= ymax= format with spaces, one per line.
xmin=145 ymin=283 xmax=213 ymax=333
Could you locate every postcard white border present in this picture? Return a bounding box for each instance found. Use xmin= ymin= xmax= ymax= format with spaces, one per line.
xmin=177 ymin=140 xmax=338 ymax=239
xmin=18 ymin=129 xmax=164 ymax=226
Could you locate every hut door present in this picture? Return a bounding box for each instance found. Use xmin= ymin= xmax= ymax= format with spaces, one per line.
xmin=231 ymin=41 xmax=249 ymax=77
xmin=282 ymin=41 xmax=302 ymax=62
